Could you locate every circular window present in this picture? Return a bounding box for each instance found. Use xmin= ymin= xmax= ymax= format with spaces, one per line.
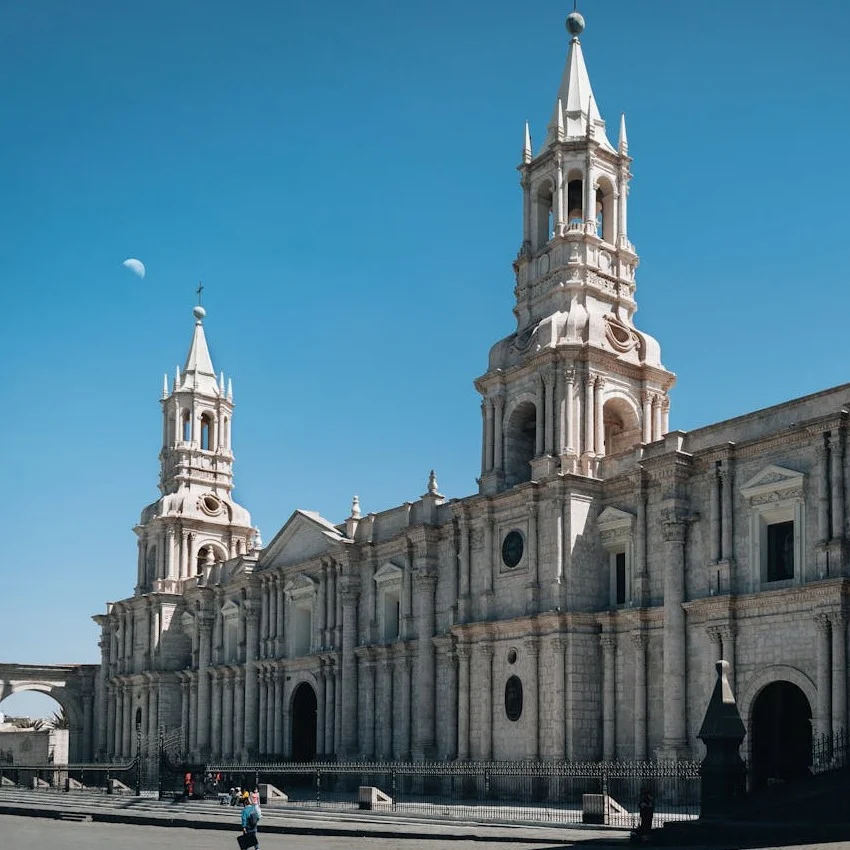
xmin=507 ymin=648 xmax=518 ymax=665
xmin=501 ymin=531 xmax=524 ymax=568
xmin=505 ymin=675 xmax=523 ymax=722
xmin=201 ymin=494 xmax=221 ymax=515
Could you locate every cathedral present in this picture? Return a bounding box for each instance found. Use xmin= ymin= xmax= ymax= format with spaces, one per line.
xmin=92 ymin=12 xmax=848 ymax=784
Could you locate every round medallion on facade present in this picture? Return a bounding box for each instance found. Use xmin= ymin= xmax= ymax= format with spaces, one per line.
xmin=505 ymin=675 xmax=523 ymax=722
xmin=507 ymin=648 xmax=518 ymax=665
xmin=200 ymin=493 xmax=222 ymax=516
xmin=501 ymin=530 xmax=524 ymax=568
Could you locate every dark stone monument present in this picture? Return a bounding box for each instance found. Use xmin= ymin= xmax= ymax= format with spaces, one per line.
xmin=697 ymin=659 xmax=746 ymax=818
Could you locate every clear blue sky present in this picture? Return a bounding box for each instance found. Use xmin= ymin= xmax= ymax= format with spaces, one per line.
xmin=1 ymin=1 xmax=848 ymax=716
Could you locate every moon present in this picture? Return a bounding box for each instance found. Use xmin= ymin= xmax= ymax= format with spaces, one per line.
xmin=122 ymin=258 xmax=146 ymax=279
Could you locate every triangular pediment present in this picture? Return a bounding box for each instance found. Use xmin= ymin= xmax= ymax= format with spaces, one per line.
xmin=220 ymin=600 xmax=239 ymax=617
xmin=260 ymin=509 xmax=346 ymax=570
xmin=596 ymin=506 xmax=634 ymax=531
xmin=284 ymin=573 xmax=316 ymax=599
xmin=740 ymin=465 xmax=804 ymax=498
xmin=374 ymin=561 xmax=404 ymax=586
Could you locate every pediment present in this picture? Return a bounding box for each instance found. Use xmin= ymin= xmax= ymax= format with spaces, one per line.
xmin=260 ymin=509 xmax=346 ymax=570
xmin=180 ymin=611 xmax=194 ymax=630
xmin=740 ymin=465 xmax=805 ymax=499
xmin=596 ymin=507 xmax=634 ymax=531
xmin=374 ymin=562 xmax=404 ymax=587
xmin=220 ymin=600 xmax=240 ymax=617
xmin=284 ymin=573 xmax=316 ymax=599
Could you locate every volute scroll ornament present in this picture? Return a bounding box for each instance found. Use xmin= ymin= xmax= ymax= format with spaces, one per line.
xmin=603 ymin=313 xmax=639 ymax=354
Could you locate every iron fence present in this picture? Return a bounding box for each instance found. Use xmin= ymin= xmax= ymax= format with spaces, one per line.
xmin=202 ymin=758 xmax=701 ymax=828
xmin=811 ymin=728 xmax=849 ymax=774
xmin=0 ymin=759 xmax=140 ymax=795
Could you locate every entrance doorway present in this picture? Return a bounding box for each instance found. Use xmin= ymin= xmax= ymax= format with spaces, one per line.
xmin=751 ymin=680 xmax=812 ymax=789
xmin=290 ymin=683 xmax=317 ymax=762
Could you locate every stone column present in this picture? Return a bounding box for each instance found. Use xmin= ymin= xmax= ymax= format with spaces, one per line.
xmin=525 ymin=637 xmax=540 ymax=760
xmin=268 ymin=578 xmax=277 ymax=654
xmin=594 ymin=377 xmax=605 ymax=455
xmin=189 ymin=679 xmax=198 ymax=756
xmin=360 ymin=651 xmax=376 ymax=757
xmin=222 ymin=671 xmax=234 ymax=758
xmin=662 ymin=513 xmax=688 ymax=754
xmin=815 ymin=613 xmax=832 ymax=737
xmin=831 ymin=612 xmax=847 ymax=734
xmin=275 ymin=578 xmax=285 ymax=656
xmin=661 ymin=397 xmax=670 ymax=436
xmin=526 ymin=496 xmax=539 ymax=613
xmin=709 ymin=465 xmax=721 ymax=563
xmin=180 ymin=530 xmax=190 ymax=579
xmin=554 ymin=152 xmax=564 ymax=234
xmin=317 ymin=571 xmax=327 ymax=650
xmin=635 ymin=473 xmax=649 ymax=605
xmin=818 ymin=437 xmax=831 ymax=545
xmin=147 ymin=679 xmax=158 ymax=750
xmin=535 ymin=375 xmax=545 ymax=456
xmin=601 ymin=634 xmax=617 ymax=760
xmin=258 ymin=671 xmax=268 ymax=754
xmin=210 ymin=670 xmax=222 ymax=758
xmin=476 ymin=641 xmax=494 ymax=759
xmin=340 ymin=578 xmax=360 ymax=756
xmin=484 ymin=400 xmax=494 ymax=472
xmin=721 ymin=463 xmax=734 ymax=561
xmin=316 ymin=665 xmax=326 ymax=756
xmin=105 ymin=686 xmax=115 ymax=758
xmin=480 ymin=401 xmax=488 ymax=476
xmin=113 ymin=685 xmax=123 ymax=759
xmin=652 ymin=396 xmax=662 ymax=442
xmin=260 ymin=580 xmax=269 ymax=656
xmin=831 ymin=431 xmax=845 ymax=540
xmin=544 ymin=372 xmax=555 ymax=455
xmin=97 ymin=635 xmax=109 ymax=757
xmin=584 ymin=376 xmax=595 ymax=457
xmin=565 ymin=369 xmax=575 ymax=454
xmin=442 ymin=642 xmax=458 ymax=759
xmin=243 ymin=603 xmax=259 ymax=755
xmin=122 ymin=685 xmax=132 ymax=757
xmin=641 ymin=392 xmax=652 ymax=444
xmin=632 ymin=633 xmax=648 ymax=760
xmin=273 ymin=669 xmax=283 ymax=755
xmin=457 ymin=645 xmax=471 ymax=760
xmin=233 ymin=670 xmax=245 ymax=757
xmin=196 ymin=613 xmax=213 ymax=755
xmin=493 ymin=394 xmax=504 ymax=472
xmin=458 ymin=511 xmax=471 ymax=623
xmin=380 ymin=654 xmax=394 ymax=759
xmin=396 ymin=651 xmax=413 ymax=759
xmin=180 ymin=679 xmax=190 ymax=755
xmin=414 ymin=572 xmax=438 ymax=758
xmin=324 ymin=660 xmax=336 ymax=756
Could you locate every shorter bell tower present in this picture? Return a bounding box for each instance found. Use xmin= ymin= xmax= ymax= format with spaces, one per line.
xmin=476 ymin=11 xmax=675 ymax=494
xmin=134 ymin=305 xmax=256 ymax=594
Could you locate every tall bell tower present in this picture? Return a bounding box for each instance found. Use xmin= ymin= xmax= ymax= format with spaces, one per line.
xmin=476 ymin=10 xmax=675 ymax=495
xmin=134 ymin=304 xmax=256 ymax=594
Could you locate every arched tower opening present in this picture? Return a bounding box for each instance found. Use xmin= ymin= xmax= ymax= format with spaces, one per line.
xmin=505 ymin=401 xmax=537 ymax=487
xmin=602 ymin=397 xmax=641 ymax=456
xmin=595 ymin=178 xmax=616 ymax=243
xmin=290 ymin=682 xmax=318 ymax=762
xmin=534 ymin=180 xmax=555 ymax=248
xmin=181 ymin=410 xmax=191 ymax=443
xmin=200 ymin=413 xmax=213 ymax=450
xmin=567 ymin=175 xmax=584 ymax=226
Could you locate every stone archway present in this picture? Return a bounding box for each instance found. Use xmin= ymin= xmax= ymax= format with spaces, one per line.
xmin=750 ymin=680 xmax=812 ymax=789
xmin=290 ymin=682 xmax=317 ymax=763
xmin=0 ymin=664 xmax=97 ymax=762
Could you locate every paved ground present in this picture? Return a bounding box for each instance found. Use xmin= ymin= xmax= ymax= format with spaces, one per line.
xmin=0 ymin=815 xmax=593 ymax=849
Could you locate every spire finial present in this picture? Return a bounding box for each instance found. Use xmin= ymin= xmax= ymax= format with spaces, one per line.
xmin=556 ymin=97 xmax=565 ymax=141
xmin=193 ymin=282 xmax=206 ymax=322
xmin=351 ymin=494 xmax=361 ymax=519
xmin=162 ymin=373 xmax=169 ymax=399
xmin=428 ymin=470 xmax=439 ymax=495
xmin=619 ymin=112 xmax=629 ymax=154
xmin=566 ymin=8 xmax=585 ymax=40
xmin=174 ymin=365 xmax=180 ymax=391
xmin=522 ymin=121 xmax=532 ymax=164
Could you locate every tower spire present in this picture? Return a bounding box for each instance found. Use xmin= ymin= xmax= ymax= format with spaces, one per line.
xmin=522 ymin=121 xmax=532 ymax=164
xmin=619 ymin=112 xmax=629 ymax=154
xmin=544 ymin=11 xmax=613 ymax=151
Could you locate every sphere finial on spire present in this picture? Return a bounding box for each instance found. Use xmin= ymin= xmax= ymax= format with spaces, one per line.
xmin=193 ymin=304 xmax=206 ymax=321
xmin=566 ymin=10 xmax=585 ymax=38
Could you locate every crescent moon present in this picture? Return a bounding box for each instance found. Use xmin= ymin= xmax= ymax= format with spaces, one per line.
xmin=122 ymin=258 xmax=146 ymax=278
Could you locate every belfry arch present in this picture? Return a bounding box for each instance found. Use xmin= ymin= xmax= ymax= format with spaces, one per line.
xmin=0 ymin=664 xmax=97 ymax=762
xmin=504 ymin=400 xmax=538 ymax=487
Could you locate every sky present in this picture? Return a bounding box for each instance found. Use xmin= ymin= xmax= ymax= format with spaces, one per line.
xmin=0 ymin=0 xmax=848 ymax=717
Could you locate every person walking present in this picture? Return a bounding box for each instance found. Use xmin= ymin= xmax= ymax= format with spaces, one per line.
xmin=238 ymin=798 xmax=261 ymax=849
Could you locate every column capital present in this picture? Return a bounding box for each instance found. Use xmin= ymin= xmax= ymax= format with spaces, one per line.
xmin=523 ymin=636 xmax=539 ymax=657
xmin=492 ymin=393 xmax=505 ymax=410
xmin=719 ymin=625 xmax=737 ymax=641
xmin=456 ymin=644 xmax=472 ymax=661
xmin=829 ymin=610 xmax=848 ymax=629
xmin=705 ymin=627 xmax=723 ymax=645
xmin=600 ymin=634 xmax=617 ymax=654
xmin=475 ymin=640 xmax=494 ymax=659
xmin=550 ymin=635 xmax=568 ymax=654
xmin=197 ymin=612 xmax=215 ymax=633
xmin=564 ymin=367 xmax=575 ymax=383
xmin=594 ymin=375 xmax=606 ymax=389
xmin=814 ymin=612 xmax=832 ymax=634
xmin=244 ymin=601 xmax=259 ymax=623
xmin=413 ymin=570 xmax=438 ymax=592
xmin=630 ymin=631 xmax=648 ymax=651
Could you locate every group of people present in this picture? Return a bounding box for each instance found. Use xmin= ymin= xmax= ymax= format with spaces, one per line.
xmin=182 ymin=772 xmax=263 ymax=848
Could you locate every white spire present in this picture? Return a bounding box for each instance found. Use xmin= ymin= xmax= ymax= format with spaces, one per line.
xmin=173 ymin=366 xmax=180 ymax=393
xmin=219 ymin=371 xmax=225 ymax=394
xmin=543 ymin=13 xmax=613 ymax=152
xmin=350 ymin=494 xmax=361 ymax=519
xmin=162 ymin=373 xmax=169 ymax=399
xmin=556 ymin=98 xmax=565 ymax=141
xmin=179 ymin=305 xmax=218 ymax=395
xmin=227 ymin=378 xmax=233 ymax=401
xmin=427 ymin=469 xmax=439 ymax=495
xmin=522 ymin=121 xmax=532 ymax=164
xmin=619 ymin=112 xmax=628 ymax=154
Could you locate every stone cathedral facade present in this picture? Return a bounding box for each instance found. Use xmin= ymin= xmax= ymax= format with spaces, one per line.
xmin=93 ymin=14 xmax=848 ymax=782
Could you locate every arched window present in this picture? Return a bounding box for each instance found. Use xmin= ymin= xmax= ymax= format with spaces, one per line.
xmin=182 ymin=411 xmax=191 ymax=442
xmin=534 ymin=181 xmax=554 ymax=249
xmin=504 ymin=401 xmax=537 ymax=487
xmin=595 ymin=180 xmax=616 ymax=243
xmin=200 ymin=414 xmax=212 ymax=450
xmin=602 ymin=398 xmax=641 ymax=456
xmin=567 ymin=178 xmax=583 ymax=225
xmin=145 ymin=545 xmax=158 ymax=584
xmin=196 ymin=545 xmax=218 ymax=574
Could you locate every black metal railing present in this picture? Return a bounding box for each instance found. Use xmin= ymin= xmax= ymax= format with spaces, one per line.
xmin=0 ymin=759 xmax=140 ymax=795
xmin=811 ymin=728 xmax=849 ymax=774
xmin=200 ymin=758 xmax=701 ymax=828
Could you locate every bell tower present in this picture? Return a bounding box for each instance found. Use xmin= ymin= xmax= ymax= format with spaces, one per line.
xmin=134 ymin=304 xmax=256 ymax=594
xmin=475 ymin=10 xmax=675 ymax=495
